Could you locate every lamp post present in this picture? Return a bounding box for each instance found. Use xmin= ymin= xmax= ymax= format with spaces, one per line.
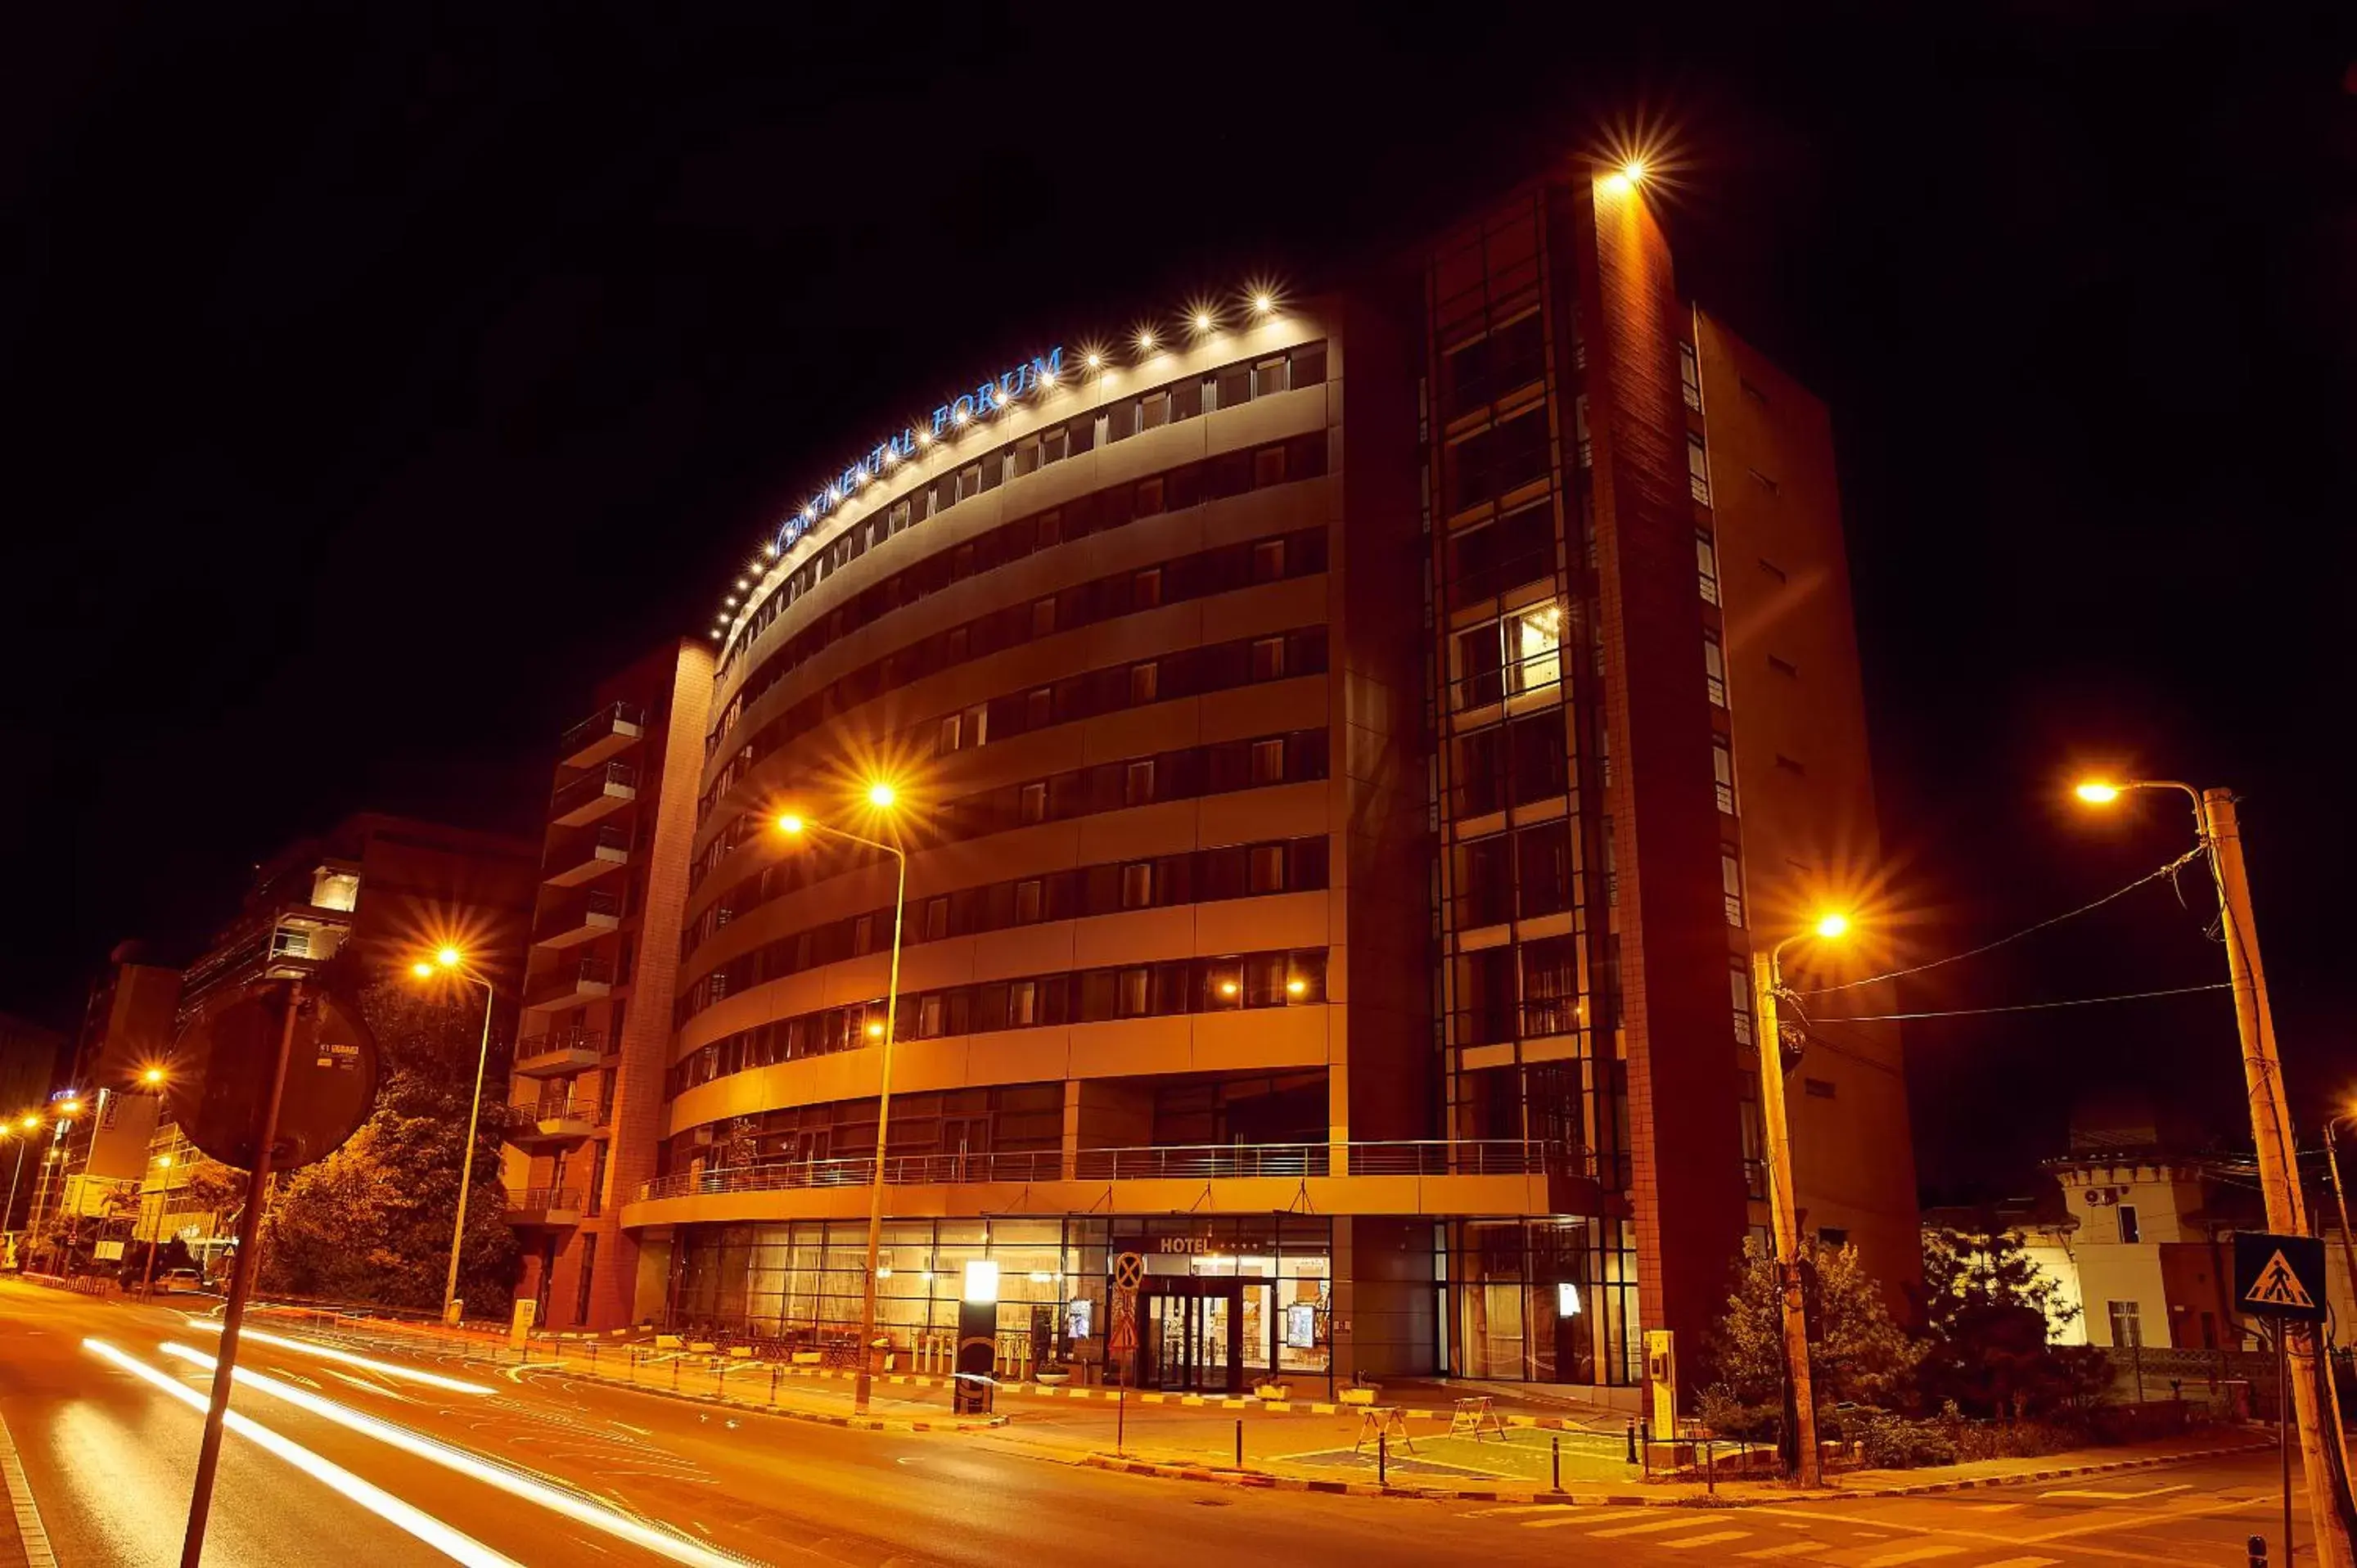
xmin=777 ymin=781 xmax=904 ymax=1415
xmin=2075 ymin=778 xmax=2354 ymax=1568
xmin=2 ymin=1118 xmax=35 ymax=1266
xmin=412 ymin=945 xmax=498 ymax=1327
xmin=1748 ymin=912 xmax=1850 ymax=1488
xmin=2325 ymin=1115 xmax=2357 ymax=1336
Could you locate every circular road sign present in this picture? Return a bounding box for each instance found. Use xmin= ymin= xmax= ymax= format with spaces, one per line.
xmin=1113 ymin=1251 xmax=1146 ymax=1292
xmin=168 ymin=984 xmax=379 ymax=1171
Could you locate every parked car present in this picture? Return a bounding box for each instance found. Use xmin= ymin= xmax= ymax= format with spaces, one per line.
xmin=158 ymin=1268 xmax=203 ymax=1293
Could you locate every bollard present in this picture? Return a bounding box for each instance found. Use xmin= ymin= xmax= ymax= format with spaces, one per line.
xmin=715 ymin=1360 xmax=724 ymax=1395
xmin=1378 ymin=1429 xmax=1388 ymax=1489
xmin=1705 ymin=1438 xmax=1715 ymax=1496
xmin=1116 ymin=1387 xmax=1126 ymax=1456
xmin=629 ymin=1346 xmax=638 ymax=1384
xmin=1640 ymin=1418 xmax=1652 ymax=1478
xmin=1553 ymin=1434 xmax=1562 ymax=1493
xmin=1235 ymin=1418 xmax=1244 ymax=1470
xmin=1625 ymin=1419 xmax=1638 ymax=1464
xmin=672 ymin=1355 xmax=681 ymax=1390
xmin=771 ymin=1366 xmax=780 ymax=1404
xmin=2249 ymin=1533 xmax=2269 ymax=1568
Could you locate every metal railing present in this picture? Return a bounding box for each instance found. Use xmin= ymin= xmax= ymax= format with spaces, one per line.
xmin=507 ymin=1186 xmax=582 ymax=1213
xmin=525 ymin=956 xmax=612 ymax=1007
xmin=510 ymin=1093 xmax=593 ymax=1125
xmin=516 ymin=1030 xmax=604 ymax=1061
xmin=552 ymin=760 xmax=638 ymax=815
xmin=561 ymin=701 xmax=644 ymax=757
xmin=541 ymin=889 xmax=621 ymax=932
xmin=1449 ymin=645 xmax=1565 ymax=713
xmin=633 ymin=1139 xmax=1579 ymax=1203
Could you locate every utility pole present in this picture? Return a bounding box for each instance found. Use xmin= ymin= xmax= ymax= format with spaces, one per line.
xmin=2323 ymin=1120 xmax=2357 ymax=1345
xmin=1748 ymin=916 xmax=1851 ymax=1489
xmin=2204 ymin=790 xmax=2355 ymax=1568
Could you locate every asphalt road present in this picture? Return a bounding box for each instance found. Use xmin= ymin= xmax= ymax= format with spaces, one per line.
xmin=0 ymin=1277 xmax=2321 ymax=1566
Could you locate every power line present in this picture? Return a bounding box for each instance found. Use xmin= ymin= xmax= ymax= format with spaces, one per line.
xmin=1808 ymin=980 xmax=2231 ymax=1023
xmin=1796 ymin=847 xmax=2205 ymax=996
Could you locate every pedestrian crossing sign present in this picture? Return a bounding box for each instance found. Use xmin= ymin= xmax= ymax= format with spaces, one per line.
xmin=2233 ymin=1232 xmax=2328 ymax=1322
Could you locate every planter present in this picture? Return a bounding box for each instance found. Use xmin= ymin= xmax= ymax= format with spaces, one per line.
xmin=1341 ymin=1386 xmax=1380 ymax=1406
xmin=1254 ymin=1384 xmax=1290 ymax=1401
xmin=1036 ymin=1369 xmax=1072 ymax=1386
xmin=792 ymin=1350 xmax=822 ymax=1365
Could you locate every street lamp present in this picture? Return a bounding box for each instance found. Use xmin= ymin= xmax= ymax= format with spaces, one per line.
xmin=2074 ymin=777 xmax=2355 ymax=1564
xmin=1748 ymin=911 xmax=1853 ymax=1487
xmin=776 ymin=782 xmax=904 ymax=1415
xmin=412 ymin=945 xmax=498 ymax=1327
xmin=2 ymin=1118 xmax=34 ymax=1265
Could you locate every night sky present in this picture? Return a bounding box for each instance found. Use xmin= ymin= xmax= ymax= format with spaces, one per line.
xmin=3 ymin=7 xmax=2350 ymax=1199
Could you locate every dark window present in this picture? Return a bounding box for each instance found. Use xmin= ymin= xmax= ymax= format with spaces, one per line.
xmin=1129 ymin=662 xmax=1160 ymax=704
xmin=1250 ymin=636 xmax=1287 ymax=682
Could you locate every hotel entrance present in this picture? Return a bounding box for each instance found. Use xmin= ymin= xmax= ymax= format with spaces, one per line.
xmin=1140 ymin=1277 xmax=1245 ymax=1392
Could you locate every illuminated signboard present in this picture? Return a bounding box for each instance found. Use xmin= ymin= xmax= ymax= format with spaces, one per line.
xmin=769 ymin=346 xmax=1066 ymax=559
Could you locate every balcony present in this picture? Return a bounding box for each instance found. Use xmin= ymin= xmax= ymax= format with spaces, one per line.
xmin=512 ymin=1030 xmax=604 ymax=1079
xmin=552 ymin=761 xmax=638 ymax=827
xmin=545 ymin=824 xmax=629 ymax=888
xmin=504 ymin=1186 xmax=584 ymax=1227
xmin=534 ymin=888 xmax=620 ymax=950
xmin=559 ymin=702 xmax=645 ymax=769
xmin=523 ymin=956 xmax=612 ymax=1013
xmin=635 ymin=1139 xmax=1576 ymax=1203
xmin=506 ymin=1093 xmax=597 ymax=1148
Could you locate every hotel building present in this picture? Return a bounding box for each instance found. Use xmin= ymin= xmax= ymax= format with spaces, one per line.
xmin=505 ymin=164 xmax=1914 ymax=1397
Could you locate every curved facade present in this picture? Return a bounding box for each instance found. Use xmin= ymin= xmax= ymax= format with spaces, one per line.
xmin=510 ymin=164 xmax=1918 ymax=1399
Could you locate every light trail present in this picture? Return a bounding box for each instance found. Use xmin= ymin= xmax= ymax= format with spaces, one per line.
xmin=79 ymin=1339 xmax=519 ymax=1568
xmin=159 ymin=1343 xmax=764 ymax=1568
xmin=180 ymin=1318 xmax=493 ymax=1395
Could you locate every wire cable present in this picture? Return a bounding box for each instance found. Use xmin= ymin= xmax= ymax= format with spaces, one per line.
xmin=1795 ymin=846 xmax=2205 ymax=996
xmin=1806 ymin=980 xmax=2230 ymax=1023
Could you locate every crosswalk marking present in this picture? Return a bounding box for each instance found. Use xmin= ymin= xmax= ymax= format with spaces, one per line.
xmin=1974 ymin=1558 xmax=2061 ymax=1567
xmin=1661 ymin=1530 xmax=1752 ymax=1551
xmin=1735 ymin=1546 xmax=1823 ymax=1561
xmin=1590 ymin=1516 xmax=1719 ymax=1539
xmin=1964 ymin=1502 xmax=2025 ymax=1512
xmin=1522 ymin=1512 xmax=1624 ymax=1530
xmin=1858 ymin=1548 xmax=1965 ymax=1567
xmin=2039 ymin=1482 xmax=2188 ymax=1502
xmin=1471 ymin=1504 xmax=1581 ymax=1517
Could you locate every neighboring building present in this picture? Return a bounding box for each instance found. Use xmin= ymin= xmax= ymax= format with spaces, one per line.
xmin=0 ymin=1011 xmax=66 ymax=1124
xmin=148 ymin=813 xmax=539 ymax=1267
xmin=521 ymin=162 xmax=1916 ymax=1399
xmin=502 ymin=642 xmax=711 ymax=1331
xmin=1920 ymin=1192 xmax=2089 ymax=1345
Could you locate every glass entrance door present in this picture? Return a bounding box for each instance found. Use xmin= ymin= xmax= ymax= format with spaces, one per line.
xmin=1139 ymin=1280 xmax=1245 ymax=1392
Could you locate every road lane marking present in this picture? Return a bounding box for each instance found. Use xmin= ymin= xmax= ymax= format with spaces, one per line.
xmin=1590 ymin=1516 xmax=1721 ymax=1538
xmin=1858 ymin=1548 xmax=1965 ymax=1566
xmin=1471 ymin=1503 xmax=1581 ymax=1516
xmin=1736 ymin=1546 xmax=1823 ymax=1561
xmin=160 ymin=1342 xmax=771 ymax=1568
xmin=1975 ymin=1559 xmax=2062 ymax=1567
xmin=1964 ymin=1502 xmax=2026 ymax=1512
xmin=1521 ymin=1512 xmax=1625 ymax=1528
xmin=81 ymin=1338 xmax=518 ymax=1568
xmin=2039 ymin=1483 xmax=2190 ymax=1502
xmin=0 ymin=1404 xmax=59 ymax=1568
xmin=1661 ymin=1530 xmax=1752 ymax=1550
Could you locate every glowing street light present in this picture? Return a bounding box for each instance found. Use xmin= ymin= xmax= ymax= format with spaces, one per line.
xmin=410 ymin=947 xmax=498 ymax=1327
xmin=2069 ymin=773 xmax=2350 ymax=1559
xmin=774 ymin=786 xmax=906 ymax=1414
xmin=1749 ymin=910 xmax=1854 ymax=1487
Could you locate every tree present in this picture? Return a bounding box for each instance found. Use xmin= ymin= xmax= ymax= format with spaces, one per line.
xmin=1915 ymin=1227 xmax=2085 ymax=1418
xmin=258 ymin=979 xmax=519 ymax=1315
xmin=1706 ymin=1238 xmax=1922 ymax=1427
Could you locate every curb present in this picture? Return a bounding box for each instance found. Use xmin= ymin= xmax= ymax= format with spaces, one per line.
xmin=507 ymin=1356 xmax=1009 ymax=1435
xmin=1074 ymin=1436 xmax=2279 ymax=1507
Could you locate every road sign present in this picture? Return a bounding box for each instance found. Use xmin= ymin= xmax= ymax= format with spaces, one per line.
xmin=2234 ymin=1232 xmax=2328 ymax=1322
xmin=1113 ymin=1250 xmax=1145 ymax=1291
xmin=168 ymin=984 xmax=378 ymax=1171
xmin=1109 ymin=1286 xmax=1139 ymax=1354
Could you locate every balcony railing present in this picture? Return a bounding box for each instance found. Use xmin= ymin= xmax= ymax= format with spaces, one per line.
xmin=1449 ymin=646 xmax=1565 ymax=714
xmin=524 ymin=956 xmax=612 ymax=1012
xmin=551 ymin=761 xmax=638 ymax=825
xmin=559 ymin=702 xmax=646 ymax=768
xmin=633 ymin=1139 xmax=1579 ymax=1204
xmin=534 ymin=888 xmax=622 ymax=949
xmin=505 ymin=1186 xmax=583 ymax=1218
xmin=545 ymin=823 xmax=630 ymax=887
xmin=513 ymin=1030 xmax=605 ymax=1078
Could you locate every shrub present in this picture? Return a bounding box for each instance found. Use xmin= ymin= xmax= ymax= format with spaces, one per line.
xmin=1858 ymin=1415 xmax=1957 ymax=1470
xmin=1697 ymin=1383 xmax=1782 ymax=1441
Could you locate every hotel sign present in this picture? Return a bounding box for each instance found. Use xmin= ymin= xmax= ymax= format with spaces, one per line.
xmin=771 ymin=346 xmax=1066 ymax=557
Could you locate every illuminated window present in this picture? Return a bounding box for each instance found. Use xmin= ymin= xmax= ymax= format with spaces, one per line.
xmin=309 ymin=868 xmax=359 ymax=912
xmin=918 ymin=994 xmax=946 ymax=1038
xmin=1730 ymin=965 xmax=1753 ymax=1044
xmin=1254 ymin=356 xmax=1289 ymax=397
xmin=1697 ymin=530 xmax=1720 ymax=605
xmin=1507 ymin=604 xmax=1562 ymax=695
xmin=1118 ymin=966 xmax=1151 ymax=1017
xmin=1687 ymin=431 xmax=1711 ymax=506
xmin=2107 ymin=1300 xmax=2142 ymax=1347
xmin=1712 ymin=737 xmax=1736 ymax=814
xmin=1251 ymin=636 xmax=1286 ymax=682
xmin=1129 ymin=661 xmax=1160 ymax=704
xmin=1120 ymin=863 xmax=1153 ymax=910
xmin=1678 ymin=341 xmax=1702 ymax=412
xmin=1008 ymin=980 xmax=1038 ymax=1027
xmin=1124 ymin=759 xmax=1156 ymax=807
xmin=1721 ymin=851 xmax=1745 ymax=929
xmin=937 ymin=714 xmax=962 ymax=755
xmin=1250 ymin=738 xmax=1286 ymax=786
xmin=1018 ymin=782 xmax=1048 ymax=825
xmin=957 ymin=464 xmax=983 ymax=501
xmin=1140 ymin=390 xmax=1171 ymax=430
xmin=963 ymin=705 xmax=988 ymax=748
xmin=1704 ymin=634 xmax=1728 ymax=708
